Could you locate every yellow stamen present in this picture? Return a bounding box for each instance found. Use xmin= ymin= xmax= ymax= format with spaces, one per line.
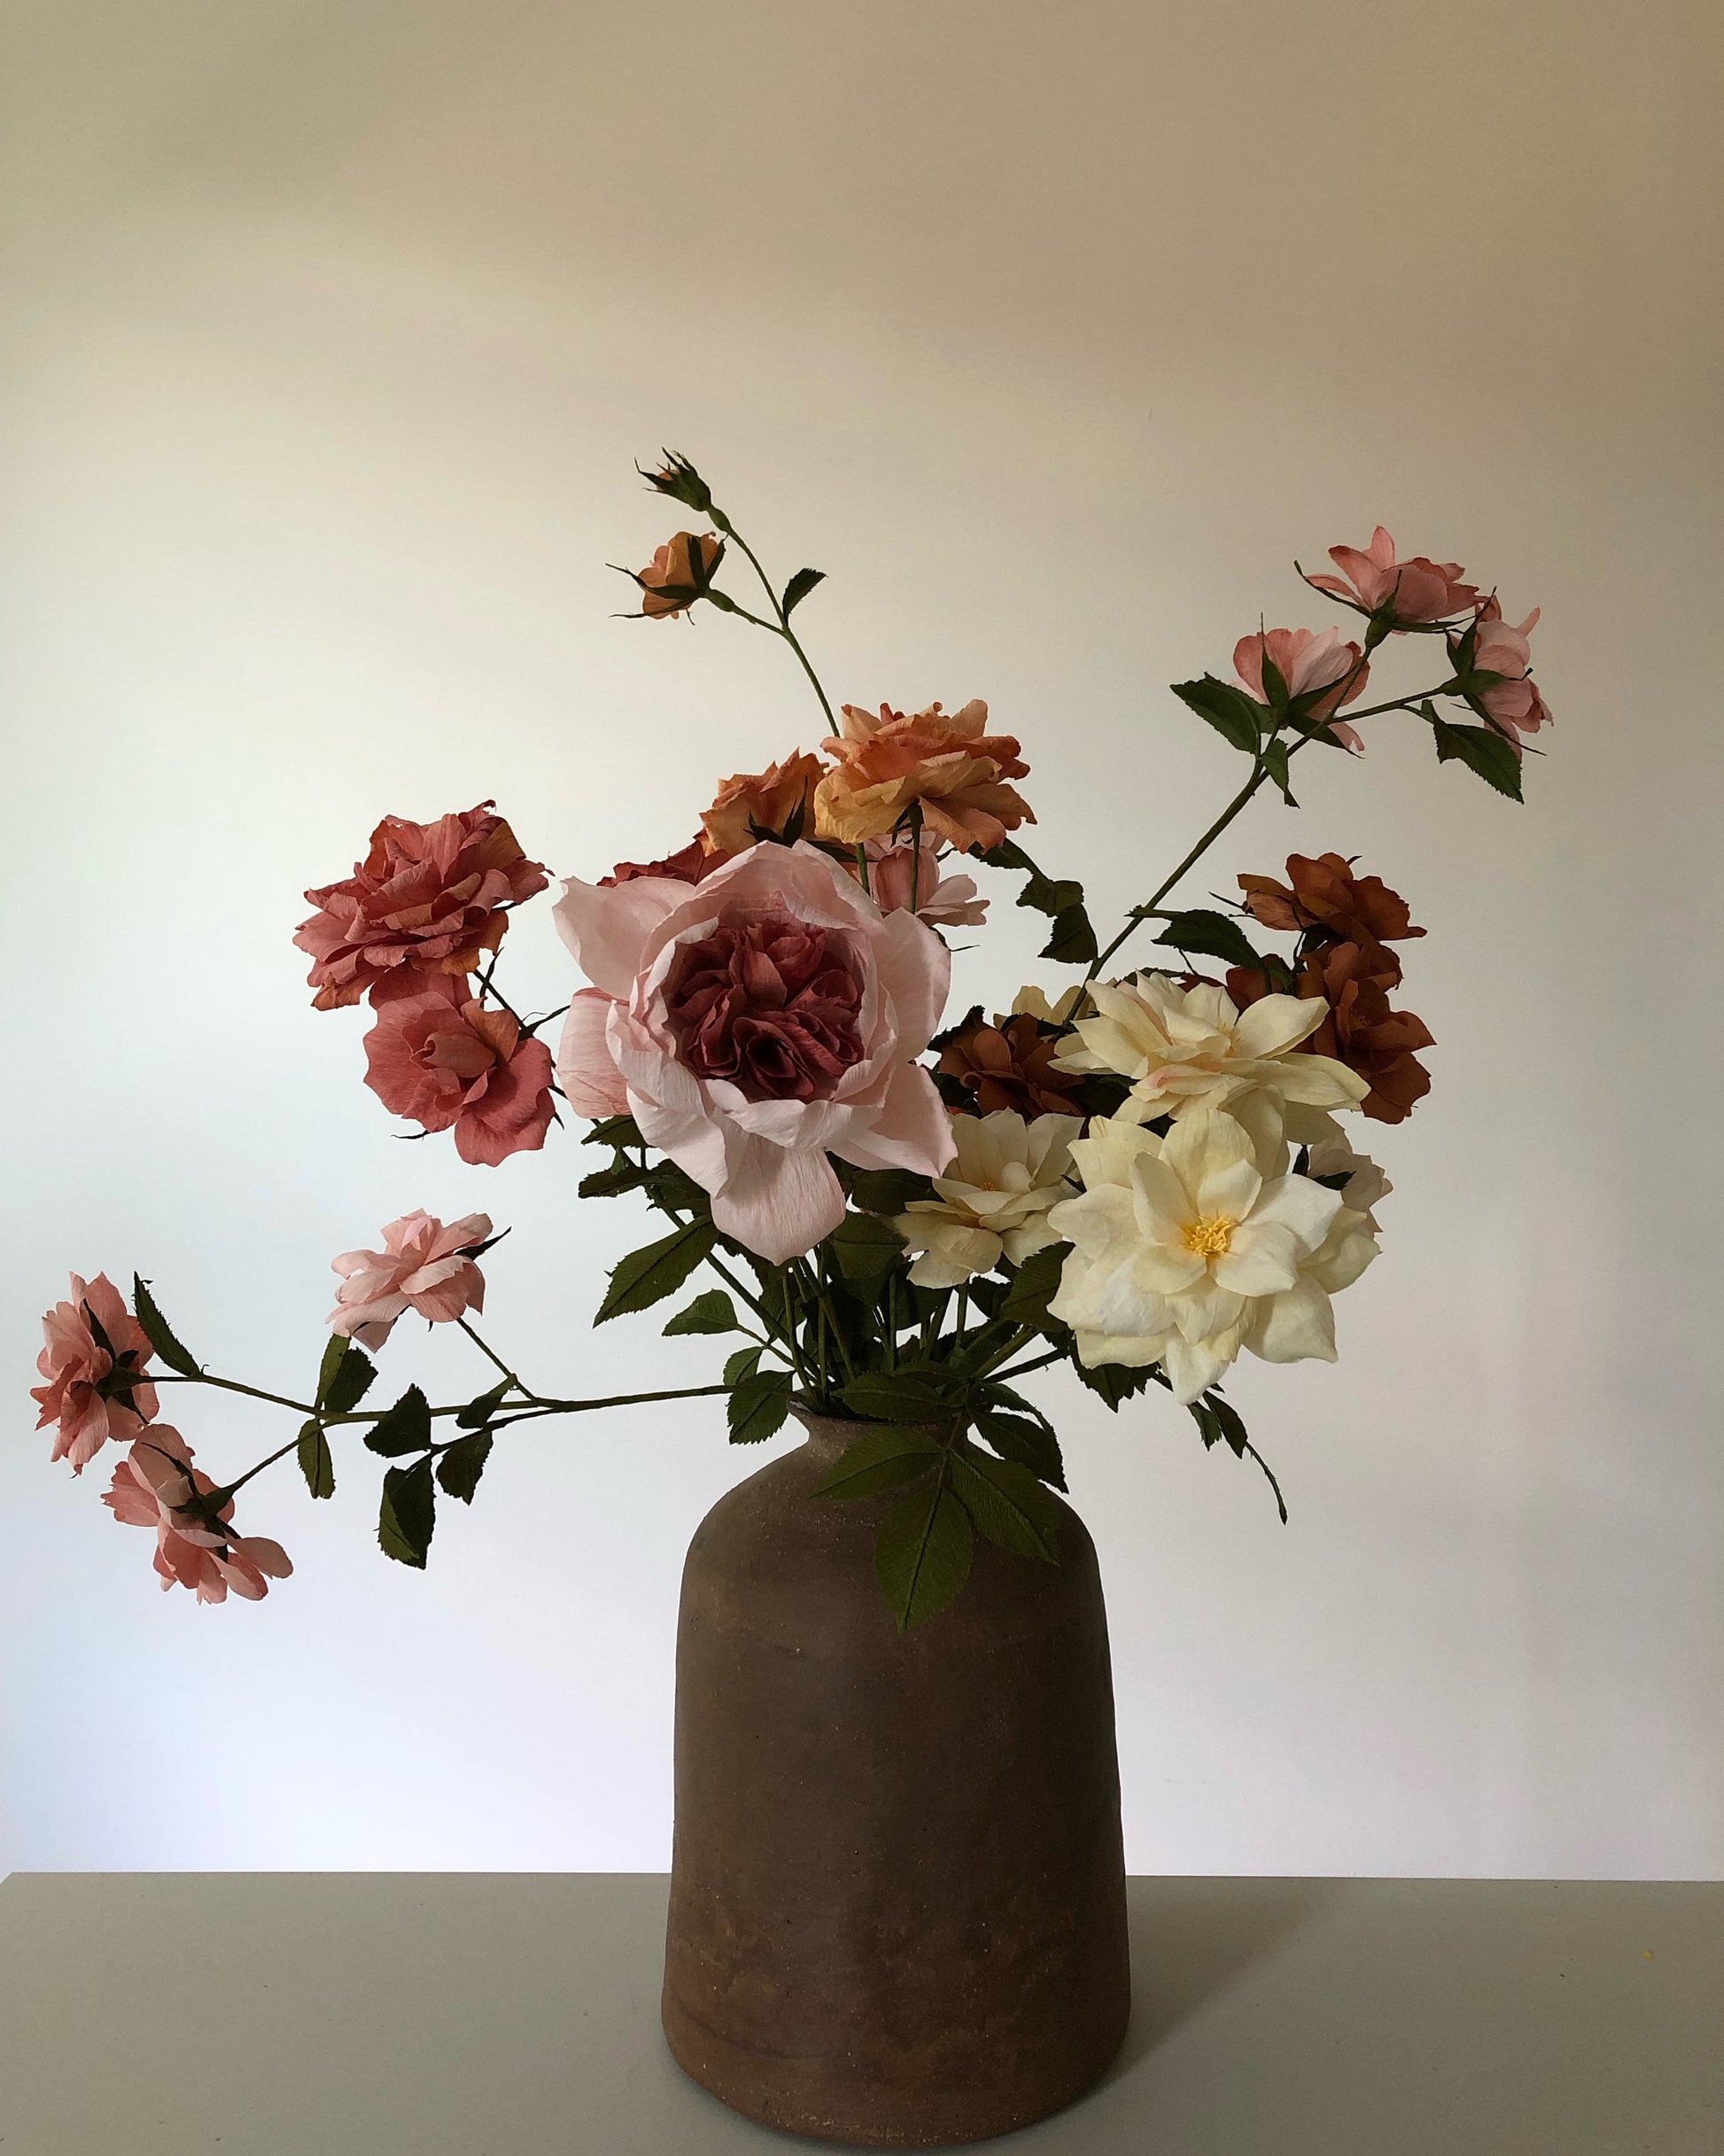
xmin=1182 ymin=1215 xmax=1234 ymax=1258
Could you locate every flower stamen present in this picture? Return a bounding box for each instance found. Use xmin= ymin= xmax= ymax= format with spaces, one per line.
xmin=1183 ymin=1214 xmax=1235 ymax=1258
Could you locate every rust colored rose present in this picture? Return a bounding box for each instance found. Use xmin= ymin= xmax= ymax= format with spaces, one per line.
xmin=814 ymin=699 xmax=1032 ymax=854
xmin=1229 ymin=943 xmax=1433 ymax=1125
xmin=936 ymin=1008 xmax=1083 ymax=1119
xmin=1239 ymin=852 xmax=1424 ymax=969
xmin=296 ymin=802 xmax=547 ymax=1011
xmin=700 ymin=750 xmax=825 ymax=856
xmin=600 ymin=837 xmax=717 ymax=886
xmin=637 ymin=531 xmax=724 ymax=618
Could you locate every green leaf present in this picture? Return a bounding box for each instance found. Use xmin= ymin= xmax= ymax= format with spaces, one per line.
xmin=1258 ymin=648 xmax=1290 ymax=714
xmin=974 ymin=1408 xmax=1067 ymax=1490
xmin=723 ymin=1344 xmax=764 ymax=1386
xmin=322 ymin=1340 xmax=377 ymax=1415
xmin=130 ymin=1275 xmax=200 ymax=1377
xmin=1431 ymin=716 xmax=1524 ymax=800
xmin=595 ymin=1221 xmax=717 ymax=1324
xmin=728 ymin=1366 xmax=793 ymax=1444
xmin=582 ymin=1113 xmax=643 ymax=1148
xmin=378 ymin=1459 xmax=435 ymax=1568
xmin=1040 ymin=904 xmax=1099 ymax=965
xmin=315 ymin=1332 xmax=350 ymax=1406
xmin=664 ymin=1289 xmax=739 ymax=1336
xmin=1015 ymin=871 xmax=1084 ymax=917
xmin=844 ymin=1166 xmax=934 ymax=1215
xmin=296 ymin=1420 xmax=335 ymax=1499
xmin=364 ymin=1384 xmax=433 ymax=1458
xmin=949 ymin=1451 xmax=1060 ymax=1562
xmin=1153 ymin=908 xmax=1263 ymax=970
xmin=813 ymin=1425 xmax=943 ymax=1499
xmin=874 ymin=1475 xmax=974 ymax=1631
xmin=435 ymin=1431 xmax=493 ymax=1503
xmin=1262 ymin=737 xmax=1297 ymax=806
xmin=980 ymin=837 xmax=1035 ymax=875
xmin=828 ymin=1210 xmax=905 ymax=1282
xmin=781 ymin=566 xmax=826 ymax=615
xmin=1170 ymin=675 xmax=1263 ymax=754
xmin=1076 ymin=1358 xmax=1163 ymax=1410
xmin=839 ymin=1369 xmax=965 ymax=1424
xmin=457 ymin=1378 xmax=512 ymax=1429
xmin=579 ymin=1158 xmax=650 ymax=1199
xmin=999 ymin=1242 xmax=1070 ymax=1329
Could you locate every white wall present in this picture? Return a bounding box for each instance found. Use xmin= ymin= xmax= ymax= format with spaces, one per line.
xmin=3 ymin=0 xmax=1719 ymax=1878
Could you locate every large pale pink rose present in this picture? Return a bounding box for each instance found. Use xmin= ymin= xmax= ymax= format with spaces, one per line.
xmin=1307 ymin=525 xmax=1480 ymax=624
xmin=103 ymin=1426 xmax=292 ymax=1604
xmin=555 ymin=841 xmax=954 ymax=1261
xmin=329 ymin=1210 xmax=492 ymax=1349
xmin=1235 ymin=627 xmax=1371 ymax=751
xmin=33 ymin=1273 xmax=160 ymax=1473
xmin=1464 ymin=597 xmax=1552 ymax=750
xmin=363 ymin=977 xmax=556 ymax=1165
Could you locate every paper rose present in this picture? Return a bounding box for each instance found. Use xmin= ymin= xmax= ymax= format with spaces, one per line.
xmin=1464 ymin=598 xmax=1553 ymax=750
xmin=860 ymin=833 xmax=988 ymax=929
xmin=103 ymin=1426 xmax=293 ymax=1604
xmin=701 ymin=751 xmax=825 ymax=857
xmin=814 ymin=700 xmax=1032 ymax=854
xmin=636 ymin=530 xmax=724 ymax=618
xmin=1234 ymin=628 xmax=1370 ymax=751
xmin=1238 ymin=853 xmax=1425 ymax=954
xmin=895 ymin=1110 xmax=1082 ymax=1289
xmin=936 ymin=1008 xmax=1084 ymax=1118
xmin=1305 ymin=526 xmax=1480 ymax=624
xmin=33 ymin=1273 xmax=160 ymax=1473
xmin=1046 ymin=1109 xmax=1371 ymax=1403
xmin=554 ymin=840 xmax=954 ymax=1261
xmin=601 ymin=838 xmax=717 ymax=887
xmin=363 ymin=976 xmax=556 ymax=1165
xmin=295 ymin=802 xmax=547 ymax=1011
xmin=1304 ymin=1133 xmax=1393 ymax=1228
xmin=329 ymin=1210 xmax=492 ymax=1350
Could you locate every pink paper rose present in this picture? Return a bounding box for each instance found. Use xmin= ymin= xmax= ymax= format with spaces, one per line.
xmin=1306 ymin=525 xmax=1480 ymax=624
xmin=1464 ymin=597 xmax=1552 ymax=750
xmin=1235 ymin=627 xmax=1371 ymax=751
xmin=555 ymin=841 xmax=954 ymax=1261
xmin=103 ymin=1426 xmax=292 ymax=1604
xmin=329 ymin=1210 xmax=492 ymax=1349
xmin=295 ymin=802 xmax=547 ymax=1011
xmin=33 ymin=1273 xmax=160 ymax=1473
xmin=859 ymin=833 xmax=988 ymax=929
xmin=600 ymin=837 xmax=717 ymax=887
xmin=363 ymin=977 xmax=556 ymax=1165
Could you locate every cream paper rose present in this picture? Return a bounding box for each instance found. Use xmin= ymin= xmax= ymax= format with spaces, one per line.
xmin=1053 ymin=971 xmax=1367 ymax=1163
xmin=894 ymin=1109 xmax=1083 ymax=1289
xmin=1046 ymin=1108 xmax=1377 ymax=1404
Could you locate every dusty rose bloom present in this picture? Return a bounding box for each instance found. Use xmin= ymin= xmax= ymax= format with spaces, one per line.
xmin=936 ymin=1009 xmax=1083 ymax=1118
xmin=295 ymin=802 xmax=547 ymax=1010
xmin=328 ymin=1209 xmax=492 ymax=1349
xmin=601 ymin=837 xmax=720 ymax=886
xmin=860 ymin=834 xmax=988 ymax=928
xmin=700 ymin=751 xmax=825 ymax=857
xmin=363 ymin=978 xmax=556 ymax=1166
xmin=1307 ymin=525 xmax=1480 ymax=623
xmin=1239 ymin=853 xmax=1425 ymax=959
xmin=1234 ymin=627 xmax=1371 ymax=749
xmin=33 ymin=1273 xmax=160 ymax=1474
xmin=103 ymin=1426 xmax=292 ymax=1604
xmin=814 ymin=700 xmax=1033 ymax=854
xmin=1464 ymin=598 xmax=1552 ymax=749
xmin=637 ymin=531 xmax=724 ymax=618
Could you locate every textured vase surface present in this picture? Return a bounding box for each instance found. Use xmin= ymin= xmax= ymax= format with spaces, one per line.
xmin=661 ymin=1410 xmax=1130 ymax=2148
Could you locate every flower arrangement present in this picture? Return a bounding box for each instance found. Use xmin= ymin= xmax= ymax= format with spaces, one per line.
xmin=33 ymin=457 xmax=1549 ymax=1626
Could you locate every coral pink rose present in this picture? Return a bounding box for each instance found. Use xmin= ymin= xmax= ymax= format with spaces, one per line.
xmin=814 ymin=700 xmax=1033 ymax=854
xmin=103 ymin=1427 xmax=292 ymax=1604
xmin=700 ymin=751 xmax=825 ymax=857
xmin=295 ymin=802 xmax=547 ymax=1011
xmin=555 ymin=841 xmax=954 ymax=1261
xmin=1306 ymin=526 xmax=1480 ymax=624
xmin=636 ymin=531 xmax=724 ymax=618
xmin=363 ymin=977 xmax=556 ymax=1165
xmin=1464 ymin=598 xmax=1552 ymax=749
xmin=1234 ymin=627 xmax=1371 ymax=751
xmin=859 ymin=833 xmax=988 ymax=929
xmin=329 ymin=1210 xmax=492 ymax=1349
xmin=33 ymin=1273 xmax=160 ymax=1473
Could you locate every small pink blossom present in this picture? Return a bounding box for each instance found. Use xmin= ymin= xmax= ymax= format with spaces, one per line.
xmin=859 ymin=834 xmax=988 ymax=929
xmin=1464 ymin=597 xmax=1552 ymax=750
xmin=1307 ymin=526 xmax=1480 ymax=624
xmin=363 ymin=977 xmax=556 ymax=1165
xmin=33 ymin=1273 xmax=160 ymax=1474
xmin=103 ymin=1426 xmax=292 ymax=1604
xmin=329 ymin=1210 xmax=492 ymax=1350
xmin=1234 ymin=627 xmax=1371 ymax=751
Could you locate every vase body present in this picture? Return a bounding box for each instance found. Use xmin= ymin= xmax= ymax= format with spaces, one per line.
xmin=661 ymin=1412 xmax=1130 ymax=2147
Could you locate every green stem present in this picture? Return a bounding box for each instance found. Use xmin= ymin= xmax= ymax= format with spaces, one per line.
xmin=987 ymin=1347 xmax=1068 ymax=1384
xmin=723 ymin=525 xmax=838 ymax=736
xmin=1090 ymin=758 xmax=1270 ymax=978
xmin=455 ymin=1317 xmax=517 ymax=1388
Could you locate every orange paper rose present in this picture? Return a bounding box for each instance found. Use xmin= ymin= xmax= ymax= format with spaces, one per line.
xmin=700 ymin=750 xmax=825 ymax=856
xmin=813 ymin=700 xmax=1032 ymax=854
xmin=1239 ymin=852 xmax=1425 ymax=961
xmin=636 ymin=531 xmax=724 ymax=619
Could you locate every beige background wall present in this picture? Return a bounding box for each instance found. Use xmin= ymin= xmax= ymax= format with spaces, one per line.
xmin=4 ymin=0 xmax=1720 ymax=1876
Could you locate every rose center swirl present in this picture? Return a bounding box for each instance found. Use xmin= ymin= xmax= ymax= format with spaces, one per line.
xmin=666 ymin=915 xmax=866 ymax=1102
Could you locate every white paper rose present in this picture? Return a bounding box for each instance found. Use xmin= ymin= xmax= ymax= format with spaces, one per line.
xmin=894 ymin=1109 xmax=1083 ymax=1289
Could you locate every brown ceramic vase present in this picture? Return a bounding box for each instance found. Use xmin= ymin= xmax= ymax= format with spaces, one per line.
xmin=661 ymin=1407 xmax=1130 ymax=2147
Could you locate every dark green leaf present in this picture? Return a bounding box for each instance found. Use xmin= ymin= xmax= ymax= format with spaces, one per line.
xmin=364 ymin=1384 xmax=432 ymax=1458
xmin=457 ymin=1378 xmax=511 ymax=1429
xmin=839 ymin=1369 xmax=965 ymax=1424
xmin=979 ymin=837 xmax=1035 ymax=875
xmin=582 ymin=1113 xmax=644 ymax=1148
xmin=813 ymin=1426 xmax=943 ymax=1499
xmin=974 ymin=1408 xmax=1067 ymax=1490
xmin=663 ymin=1289 xmax=739 ymax=1336
xmin=828 ymin=1211 xmax=905 ymax=1282
xmin=950 ymin=1451 xmax=1060 ymax=1562
xmin=1153 ymin=908 xmax=1263 ymax=969
xmin=130 ymin=1275 xmax=200 ymax=1376
xmin=322 ymin=1341 xmax=377 ymax=1415
xmin=579 ymin=1158 xmax=650 ymax=1199
xmin=296 ymin=1420 xmax=335 ymax=1499
xmin=999 ymin=1242 xmax=1070 ymax=1329
xmin=874 ymin=1475 xmax=974 ymax=1631
xmin=1040 ymin=904 xmax=1099 ymax=965
xmin=315 ymin=1332 xmax=350 ymax=1407
xmin=595 ymin=1221 xmax=717 ymax=1324
xmin=378 ymin=1459 xmax=435 ymax=1567
xmin=1431 ymin=716 xmax=1524 ymax=800
xmin=844 ymin=1167 xmax=934 ymax=1214
xmin=1203 ymin=1390 xmax=1250 ymax=1459
xmin=781 ymin=566 xmax=826 ymax=615
xmin=1016 ymin=871 xmax=1084 ymax=917
xmin=728 ymin=1366 xmax=793 ymax=1444
xmin=723 ymin=1344 xmax=764 ymax=1386
xmin=435 ymin=1431 xmax=493 ymax=1503
xmin=1170 ymin=675 xmax=1263 ymax=754
xmin=1258 ymin=648 xmax=1290 ymax=713
xmin=1262 ymin=738 xmax=1297 ymax=806
xmin=1076 ymin=1358 xmax=1163 ymax=1410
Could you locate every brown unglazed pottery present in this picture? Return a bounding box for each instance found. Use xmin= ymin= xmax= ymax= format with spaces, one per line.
xmin=661 ymin=1409 xmax=1130 ymax=2147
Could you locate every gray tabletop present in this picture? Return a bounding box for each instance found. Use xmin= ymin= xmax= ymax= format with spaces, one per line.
xmin=0 ymin=1872 xmax=1717 ymax=2152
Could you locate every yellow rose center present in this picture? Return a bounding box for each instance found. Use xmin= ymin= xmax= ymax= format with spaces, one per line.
xmin=1182 ymin=1214 xmax=1235 ymax=1258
